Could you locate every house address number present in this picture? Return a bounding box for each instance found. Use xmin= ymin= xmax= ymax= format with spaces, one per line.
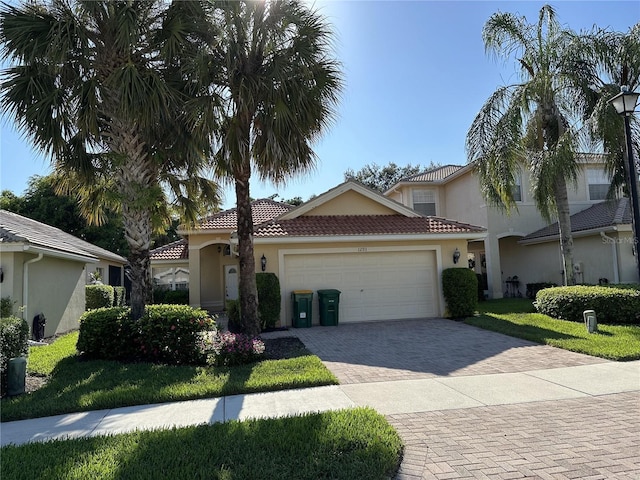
xmin=357 ymin=247 xmax=367 ymax=252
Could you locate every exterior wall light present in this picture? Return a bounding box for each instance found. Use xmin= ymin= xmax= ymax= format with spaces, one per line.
xmin=453 ymin=248 xmax=461 ymax=264
xmin=261 ymin=254 xmax=267 ymax=272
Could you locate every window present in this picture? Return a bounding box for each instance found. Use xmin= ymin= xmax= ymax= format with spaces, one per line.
xmin=412 ymin=189 xmax=436 ymax=216
xmin=512 ymin=172 xmax=522 ymax=202
xmin=587 ymin=168 xmax=609 ymax=200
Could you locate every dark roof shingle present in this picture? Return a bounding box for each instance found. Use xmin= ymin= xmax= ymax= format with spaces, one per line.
xmin=0 ymin=210 xmax=125 ymax=262
xmin=521 ymin=198 xmax=631 ymax=242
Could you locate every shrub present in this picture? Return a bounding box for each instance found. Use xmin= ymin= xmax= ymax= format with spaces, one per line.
xmin=86 ymin=285 xmax=115 ymax=310
xmin=205 ymin=331 xmax=265 ymax=366
xmin=135 ymin=305 xmax=216 ymax=365
xmin=256 ymin=273 xmax=281 ymax=330
xmin=526 ymin=282 xmax=557 ymax=299
xmin=77 ymin=305 xmax=217 ymax=365
xmin=535 ymin=285 xmax=640 ymax=324
xmin=113 ymin=286 xmax=126 ymax=306
xmin=1 ymin=297 xmax=15 ymax=318
xmin=226 ymin=299 xmax=241 ymax=333
xmin=77 ymin=307 xmax=134 ymax=360
xmin=153 ymin=288 xmax=189 ymax=305
xmin=0 ymin=316 xmax=29 ymax=396
xmin=442 ymin=268 xmax=478 ymax=318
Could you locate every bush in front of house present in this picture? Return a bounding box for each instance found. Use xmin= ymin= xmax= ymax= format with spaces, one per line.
xmin=204 ymin=331 xmax=265 ymax=366
xmin=226 ymin=299 xmax=242 ymax=333
xmin=86 ymin=285 xmax=115 ymax=310
xmin=0 ymin=316 xmax=29 ymax=396
xmin=535 ymin=285 xmax=640 ymax=324
xmin=77 ymin=307 xmax=134 ymax=360
xmin=136 ymin=305 xmax=216 ymax=365
xmin=256 ymin=273 xmax=281 ymax=330
xmin=153 ymin=288 xmax=189 ymax=305
xmin=442 ymin=268 xmax=478 ymax=318
xmin=77 ymin=305 xmax=217 ymax=365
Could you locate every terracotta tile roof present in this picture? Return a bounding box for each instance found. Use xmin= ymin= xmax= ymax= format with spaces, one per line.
xmin=521 ymin=198 xmax=632 ymax=242
xmin=194 ymin=199 xmax=293 ymax=230
xmin=254 ymin=215 xmax=485 ymax=237
xmin=150 ymin=239 xmax=188 ymax=261
xmin=0 ymin=210 xmax=126 ymax=263
xmin=401 ymin=165 xmax=465 ymax=182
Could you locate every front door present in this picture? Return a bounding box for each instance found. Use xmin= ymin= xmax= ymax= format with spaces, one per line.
xmin=224 ymin=265 xmax=239 ymax=301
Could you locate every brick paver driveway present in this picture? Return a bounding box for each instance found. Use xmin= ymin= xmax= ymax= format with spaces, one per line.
xmin=265 ymin=319 xmax=640 ymax=479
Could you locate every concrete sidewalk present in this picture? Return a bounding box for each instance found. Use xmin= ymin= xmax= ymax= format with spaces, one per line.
xmin=2 ymin=360 xmax=638 ymax=447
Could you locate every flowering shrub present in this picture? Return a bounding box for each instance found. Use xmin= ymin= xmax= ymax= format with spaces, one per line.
xmin=205 ymin=331 xmax=265 ymax=367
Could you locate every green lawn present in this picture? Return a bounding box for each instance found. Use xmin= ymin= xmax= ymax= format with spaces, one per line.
xmin=1 ymin=331 xmax=338 ymax=422
xmin=1 ymin=407 xmax=403 ymax=480
xmin=466 ymin=299 xmax=640 ymax=361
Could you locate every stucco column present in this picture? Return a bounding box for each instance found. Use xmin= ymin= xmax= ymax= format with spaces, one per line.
xmin=484 ymin=235 xmax=503 ymax=299
xmin=189 ymin=247 xmax=201 ymax=307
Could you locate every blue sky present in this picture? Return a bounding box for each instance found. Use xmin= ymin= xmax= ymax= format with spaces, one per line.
xmin=1 ymin=0 xmax=638 ymax=209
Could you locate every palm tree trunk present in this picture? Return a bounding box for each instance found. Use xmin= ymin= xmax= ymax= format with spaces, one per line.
xmin=110 ymin=126 xmax=156 ymax=320
xmin=235 ymin=169 xmax=260 ymax=336
xmin=553 ymin=176 xmax=575 ymax=286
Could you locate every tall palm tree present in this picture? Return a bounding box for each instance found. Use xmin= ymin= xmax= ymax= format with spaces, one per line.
xmin=466 ymin=5 xmax=598 ymax=286
xmin=579 ymin=23 xmax=640 ymax=195
xmin=181 ymin=0 xmax=342 ymax=335
xmin=1 ymin=0 xmax=219 ymax=319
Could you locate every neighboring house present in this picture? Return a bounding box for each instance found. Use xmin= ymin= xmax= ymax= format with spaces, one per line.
xmin=385 ymin=154 xmax=638 ymax=298
xmin=152 ymin=182 xmax=486 ymax=324
xmin=0 ymin=210 xmax=126 ymax=337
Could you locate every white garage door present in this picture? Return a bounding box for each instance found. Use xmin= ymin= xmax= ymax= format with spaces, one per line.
xmin=283 ymin=250 xmax=438 ymax=324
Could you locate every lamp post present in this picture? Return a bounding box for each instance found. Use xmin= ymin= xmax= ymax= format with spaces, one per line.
xmin=609 ymin=86 xmax=640 ymax=282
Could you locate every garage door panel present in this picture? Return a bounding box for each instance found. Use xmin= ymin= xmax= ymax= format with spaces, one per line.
xmin=284 ymin=250 xmax=438 ymax=324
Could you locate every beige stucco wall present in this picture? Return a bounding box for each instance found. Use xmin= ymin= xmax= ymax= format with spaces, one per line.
xmin=257 ymin=237 xmax=468 ymax=325
xmin=498 ymin=230 xmax=638 ymax=292
xmin=2 ymin=252 xmax=88 ymax=337
xmin=305 ymin=190 xmax=398 ymax=216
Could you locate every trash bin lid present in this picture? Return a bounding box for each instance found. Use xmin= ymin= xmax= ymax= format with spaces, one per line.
xmin=292 ymin=290 xmax=314 ymax=294
xmin=317 ymin=289 xmax=341 ymax=295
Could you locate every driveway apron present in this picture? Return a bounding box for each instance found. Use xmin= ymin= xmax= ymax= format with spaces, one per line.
xmin=263 ymin=319 xmax=640 ymax=479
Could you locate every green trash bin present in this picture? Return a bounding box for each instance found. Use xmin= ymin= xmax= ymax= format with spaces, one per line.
xmin=7 ymin=356 xmax=27 ymax=396
xmin=291 ymin=290 xmax=313 ymax=328
xmin=317 ymin=289 xmax=341 ymax=326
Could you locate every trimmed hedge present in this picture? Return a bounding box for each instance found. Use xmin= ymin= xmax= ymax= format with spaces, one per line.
xmin=442 ymin=268 xmax=478 ymax=318
xmin=153 ymin=288 xmax=189 ymax=305
xmin=0 ymin=316 xmax=29 ymax=396
xmin=86 ymin=285 xmax=114 ymax=310
xmin=256 ymin=273 xmax=281 ymax=330
xmin=77 ymin=305 xmax=217 ymax=365
xmin=535 ymin=285 xmax=640 ymax=325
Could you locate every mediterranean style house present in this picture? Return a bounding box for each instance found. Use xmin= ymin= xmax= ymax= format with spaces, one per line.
xmin=150 ymin=154 xmax=636 ymax=325
xmin=151 ymin=181 xmax=486 ymax=325
xmin=385 ymin=154 xmax=636 ymax=298
xmin=0 ymin=210 xmax=126 ymax=337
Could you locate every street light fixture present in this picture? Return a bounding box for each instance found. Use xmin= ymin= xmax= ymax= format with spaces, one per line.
xmin=608 ymin=86 xmax=640 ymax=282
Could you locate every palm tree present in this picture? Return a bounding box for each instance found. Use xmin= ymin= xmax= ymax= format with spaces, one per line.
xmin=466 ymin=5 xmax=598 ymax=286
xmin=1 ymin=0 xmax=219 ymax=319
xmin=182 ymin=0 xmax=342 ymax=335
xmin=579 ymin=23 xmax=640 ymax=195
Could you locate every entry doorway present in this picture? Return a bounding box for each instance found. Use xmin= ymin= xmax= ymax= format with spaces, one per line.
xmin=224 ymin=265 xmax=239 ymax=301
